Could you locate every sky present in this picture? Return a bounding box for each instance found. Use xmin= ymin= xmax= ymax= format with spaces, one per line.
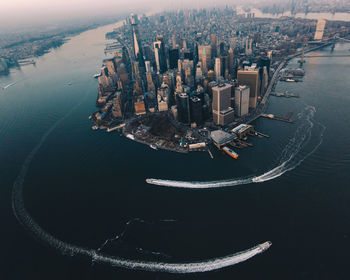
xmin=0 ymin=0 xmax=250 ymax=30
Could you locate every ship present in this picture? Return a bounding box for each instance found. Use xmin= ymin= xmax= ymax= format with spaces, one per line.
xmin=150 ymin=144 xmax=158 ymax=150
xmin=92 ymin=125 xmax=98 ymax=130
xmin=93 ymin=73 xmax=101 ymax=78
xmin=126 ymin=134 xmax=135 ymax=140
xmin=285 ymin=78 xmax=295 ymax=82
xmin=222 ymin=146 xmax=239 ymax=159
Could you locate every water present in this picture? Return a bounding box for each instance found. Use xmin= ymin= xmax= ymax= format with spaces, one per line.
xmin=1 ymin=22 xmax=350 ymax=279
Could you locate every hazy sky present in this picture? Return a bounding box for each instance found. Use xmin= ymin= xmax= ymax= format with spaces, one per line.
xmin=0 ymin=0 xmax=248 ymax=30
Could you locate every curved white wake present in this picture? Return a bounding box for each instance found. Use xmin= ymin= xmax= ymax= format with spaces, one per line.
xmin=12 ymin=97 xmax=271 ymax=273
xmin=147 ymin=106 xmax=325 ymax=189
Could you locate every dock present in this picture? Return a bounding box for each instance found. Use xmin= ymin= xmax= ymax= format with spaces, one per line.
xmin=270 ymin=91 xmax=300 ymax=98
xmin=261 ymin=113 xmax=294 ymax=123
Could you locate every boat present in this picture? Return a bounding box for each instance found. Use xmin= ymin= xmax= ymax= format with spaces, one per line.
xmin=286 ymin=78 xmax=295 ymax=82
xmin=93 ymin=73 xmax=101 ymax=78
xmin=150 ymin=144 xmax=158 ymax=150
xmin=222 ymin=146 xmax=239 ymax=159
xmin=126 ymin=134 xmax=135 ymax=140
xmin=92 ymin=125 xmax=98 ymax=130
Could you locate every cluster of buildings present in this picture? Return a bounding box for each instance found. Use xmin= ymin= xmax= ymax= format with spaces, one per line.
xmin=93 ymin=7 xmax=349 ymax=136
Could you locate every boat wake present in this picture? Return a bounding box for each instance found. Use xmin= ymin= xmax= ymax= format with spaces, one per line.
xmin=147 ymin=105 xmax=325 ymax=189
xmin=12 ymin=97 xmax=271 ymax=273
xmin=2 ymin=81 xmax=17 ymax=90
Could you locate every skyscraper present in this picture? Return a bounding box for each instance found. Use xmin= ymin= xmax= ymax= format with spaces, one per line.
xmin=154 ymin=37 xmax=167 ymax=74
xmin=235 ymin=85 xmax=250 ymax=117
xmin=237 ymin=68 xmax=260 ymax=108
xmin=211 ymin=34 xmax=217 ymax=58
xmin=169 ymin=49 xmax=179 ymax=69
xmin=212 ymin=84 xmax=235 ymax=126
xmin=131 ymin=14 xmax=145 ymax=68
xmin=198 ymin=45 xmax=212 ymax=74
xmin=215 ymin=57 xmax=221 ymax=80
xmin=176 ymin=93 xmax=190 ymax=125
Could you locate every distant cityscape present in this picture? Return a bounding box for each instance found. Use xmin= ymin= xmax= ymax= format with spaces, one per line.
xmin=91 ymin=7 xmax=350 ymax=158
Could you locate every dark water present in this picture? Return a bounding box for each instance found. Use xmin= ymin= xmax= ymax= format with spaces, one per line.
xmin=1 ymin=22 xmax=350 ymax=280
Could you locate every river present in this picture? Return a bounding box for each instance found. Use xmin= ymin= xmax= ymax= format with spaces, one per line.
xmin=1 ymin=20 xmax=350 ymax=280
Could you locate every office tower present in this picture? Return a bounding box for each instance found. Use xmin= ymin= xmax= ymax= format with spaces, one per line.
xmin=219 ymin=41 xmax=226 ymax=56
xmin=176 ymin=93 xmax=190 ymax=125
xmin=215 ymin=58 xmax=221 ymax=80
xmin=145 ymin=91 xmax=157 ymax=113
xmin=134 ymin=95 xmax=146 ymax=115
xmin=262 ymin=66 xmax=269 ymax=96
xmin=185 ymin=51 xmax=193 ymax=61
xmin=175 ymin=73 xmax=183 ymax=94
xmin=146 ymin=72 xmax=155 ymax=92
xmin=314 ymin=19 xmax=326 ymax=40
xmin=112 ymin=91 xmax=123 ymax=118
xmin=237 ymin=68 xmax=260 ymax=108
xmin=185 ymin=68 xmax=194 ymax=87
xmin=105 ymin=59 xmax=116 ymax=75
xmin=245 ymin=38 xmax=253 ymax=55
xmin=198 ymin=45 xmax=212 ymax=74
xmin=212 ymin=84 xmax=235 ymax=126
xmin=131 ymin=14 xmax=145 ymax=68
xmin=157 ymin=83 xmax=170 ymax=112
xmin=235 ymin=85 xmax=250 ymax=117
xmin=190 ymin=97 xmax=203 ymax=125
xmin=172 ymin=34 xmax=177 ymax=49
xmin=154 ymin=39 xmax=167 ymax=74
xmin=145 ymin=60 xmax=152 ymax=73
xmin=195 ymin=63 xmax=203 ymax=82
xmin=228 ymin=47 xmax=235 ymax=75
xmin=169 ymin=49 xmax=179 ymax=69
xmin=98 ymin=66 xmax=114 ymax=88
xmin=211 ymin=34 xmax=217 ymax=58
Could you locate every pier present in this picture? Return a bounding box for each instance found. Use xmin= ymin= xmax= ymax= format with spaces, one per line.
xmin=261 ymin=113 xmax=294 ymax=123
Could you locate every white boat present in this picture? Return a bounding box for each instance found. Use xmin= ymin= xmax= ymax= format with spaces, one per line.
xmin=93 ymin=73 xmax=101 ymax=78
xmin=150 ymin=144 xmax=158 ymax=150
xmin=92 ymin=125 xmax=98 ymax=130
xmin=286 ymin=78 xmax=295 ymax=82
xmin=126 ymin=134 xmax=135 ymax=140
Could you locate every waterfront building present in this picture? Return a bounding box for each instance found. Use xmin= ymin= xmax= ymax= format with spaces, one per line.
xmin=235 ymin=85 xmax=250 ymax=117
xmin=212 ymin=83 xmax=235 ymax=126
xmin=237 ymin=68 xmax=260 ymax=109
xmin=176 ymin=93 xmax=190 ymax=125
xmin=314 ymin=19 xmax=326 ymax=41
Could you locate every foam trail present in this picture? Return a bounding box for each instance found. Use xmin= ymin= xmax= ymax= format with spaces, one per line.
xmin=2 ymin=82 xmax=17 ymax=90
xmin=12 ymin=97 xmax=271 ymax=273
xmin=147 ymin=106 xmax=325 ymax=189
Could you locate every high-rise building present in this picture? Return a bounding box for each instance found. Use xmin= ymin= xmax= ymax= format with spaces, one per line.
xmin=112 ymin=91 xmax=123 ymax=118
xmin=212 ymin=84 xmax=235 ymax=126
xmin=228 ymin=47 xmax=235 ymax=75
xmin=237 ymin=68 xmax=260 ymax=108
xmin=176 ymin=93 xmax=190 ymax=124
xmin=169 ymin=49 xmax=179 ymax=69
xmin=215 ymin=57 xmax=221 ymax=80
xmin=131 ymin=14 xmax=145 ymax=68
xmin=190 ymin=97 xmax=203 ymax=125
xmin=154 ymin=38 xmax=167 ymax=74
xmin=198 ymin=45 xmax=212 ymax=74
xmin=157 ymin=83 xmax=170 ymax=112
xmin=235 ymin=85 xmax=250 ymax=117
xmin=245 ymin=38 xmax=253 ymax=55
xmin=211 ymin=34 xmax=217 ymax=58
xmin=314 ymin=19 xmax=326 ymax=41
